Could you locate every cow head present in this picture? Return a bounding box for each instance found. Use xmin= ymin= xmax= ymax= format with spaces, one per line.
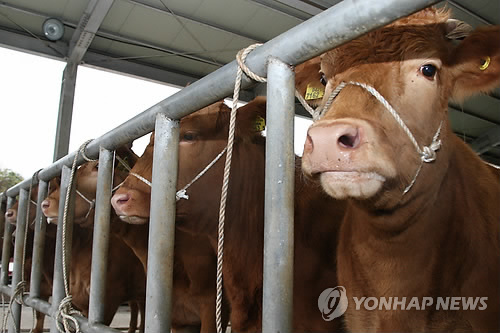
xmin=4 ymin=186 xmax=39 ymax=227
xmin=41 ymin=146 xmax=137 ymax=226
xmin=111 ymin=97 xmax=267 ymax=232
xmin=302 ymin=8 xmax=500 ymax=210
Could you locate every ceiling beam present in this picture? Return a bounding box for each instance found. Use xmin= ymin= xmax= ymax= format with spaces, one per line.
xmin=68 ymin=0 xmax=114 ymax=64
xmin=273 ymin=0 xmax=323 ymax=16
xmin=470 ymin=125 xmax=500 ymax=154
xmin=247 ymin=0 xmax=311 ymax=20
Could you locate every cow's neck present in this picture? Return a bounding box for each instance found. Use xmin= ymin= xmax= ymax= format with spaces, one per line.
xmin=341 ymin=136 xmax=499 ymax=297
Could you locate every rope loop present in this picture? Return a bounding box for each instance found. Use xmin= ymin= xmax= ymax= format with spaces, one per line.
xmin=79 ymin=139 xmax=97 ymax=162
xmin=54 ymin=296 xmax=82 ymax=333
xmin=236 ymin=43 xmax=267 ymax=83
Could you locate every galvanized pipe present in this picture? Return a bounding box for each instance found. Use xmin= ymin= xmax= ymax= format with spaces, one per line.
xmin=9 ymin=188 xmax=29 ymax=333
xmin=144 ymin=114 xmax=180 ymax=332
xmin=0 ymin=197 xmax=14 ymax=287
xmin=5 ymin=0 xmax=439 ymax=197
xmin=29 ymin=180 xmax=48 ymax=299
xmin=50 ymin=166 xmax=75 ymax=333
xmin=23 ymin=295 xmax=122 ymax=333
xmin=88 ymin=147 xmax=113 ymax=325
xmin=262 ymin=57 xmax=296 ymax=333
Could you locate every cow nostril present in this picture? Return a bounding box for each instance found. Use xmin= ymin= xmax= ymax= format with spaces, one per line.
xmin=41 ymin=200 xmax=50 ymax=210
xmin=338 ymin=130 xmax=360 ymax=149
xmin=113 ymin=193 xmax=130 ymax=206
xmin=304 ymin=134 xmax=314 ymax=153
xmin=6 ymin=210 xmax=14 ymax=218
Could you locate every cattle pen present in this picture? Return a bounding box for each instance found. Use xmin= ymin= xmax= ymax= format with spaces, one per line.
xmin=1 ymin=0 xmax=454 ymax=332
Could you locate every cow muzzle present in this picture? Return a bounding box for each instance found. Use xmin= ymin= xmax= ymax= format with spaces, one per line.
xmin=302 ymin=119 xmax=392 ymax=199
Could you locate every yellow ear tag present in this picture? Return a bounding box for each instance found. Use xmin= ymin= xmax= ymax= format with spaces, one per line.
xmin=254 ymin=115 xmax=266 ymax=132
xmin=305 ymin=83 xmax=324 ymax=100
xmin=480 ymin=56 xmax=490 ymax=71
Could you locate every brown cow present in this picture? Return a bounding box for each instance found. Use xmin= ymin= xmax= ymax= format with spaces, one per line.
xmin=112 ymin=133 xmax=228 ymax=333
xmin=41 ymin=151 xmax=146 ymax=333
xmin=302 ymin=7 xmax=500 ymax=332
xmin=112 ymin=98 xmax=347 ymax=332
xmin=5 ymin=183 xmax=57 ymax=333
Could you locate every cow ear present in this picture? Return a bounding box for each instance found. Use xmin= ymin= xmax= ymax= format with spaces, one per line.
xmin=236 ymin=96 xmax=267 ymax=137
xmin=115 ymin=144 xmax=139 ymax=172
xmin=450 ymin=25 xmax=500 ymax=102
xmin=295 ymin=57 xmax=324 ymax=107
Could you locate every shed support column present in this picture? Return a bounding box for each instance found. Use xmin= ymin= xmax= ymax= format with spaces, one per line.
xmin=145 ymin=114 xmax=180 ymax=332
xmin=53 ymin=61 xmax=78 ymax=162
xmin=89 ymin=147 xmax=113 ymax=324
xmin=263 ymin=57 xmax=295 ymax=332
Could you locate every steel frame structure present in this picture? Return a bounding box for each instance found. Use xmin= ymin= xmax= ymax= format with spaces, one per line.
xmin=0 ymin=1 xmax=439 ymax=332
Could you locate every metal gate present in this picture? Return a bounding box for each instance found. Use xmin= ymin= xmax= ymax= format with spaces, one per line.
xmin=0 ymin=1 xmax=439 ymax=332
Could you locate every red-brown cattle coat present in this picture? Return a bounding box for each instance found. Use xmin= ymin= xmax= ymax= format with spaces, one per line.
xmin=302 ymin=7 xmax=500 ymax=332
xmin=112 ymin=98 xmax=347 ymax=332
xmin=41 ymin=151 xmax=146 ymax=333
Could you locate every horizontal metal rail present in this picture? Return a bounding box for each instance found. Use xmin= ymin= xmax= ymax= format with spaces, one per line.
xmin=2 ymin=0 xmax=439 ymax=197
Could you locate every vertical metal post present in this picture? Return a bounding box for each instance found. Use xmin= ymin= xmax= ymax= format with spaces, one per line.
xmin=89 ymin=147 xmax=113 ymax=324
xmin=50 ymin=166 xmax=75 ymax=333
xmin=262 ymin=57 xmax=295 ymax=333
xmin=53 ymin=61 xmax=78 ymax=162
xmin=1 ymin=197 xmax=14 ymax=287
xmin=9 ymin=188 xmax=29 ymax=333
xmin=0 ymin=197 xmax=11 ymax=286
xmin=145 ymin=114 xmax=180 ymax=332
xmin=29 ymin=180 xmax=48 ymax=301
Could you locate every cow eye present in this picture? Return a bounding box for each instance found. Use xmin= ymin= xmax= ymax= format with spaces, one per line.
xmin=94 ymin=163 xmax=99 ymax=170
xmin=320 ymin=73 xmax=327 ymax=86
xmin=182 ymin=132 xmax=197 ymax=141
xmin=420 ymin=64 xmax=437 ymax=79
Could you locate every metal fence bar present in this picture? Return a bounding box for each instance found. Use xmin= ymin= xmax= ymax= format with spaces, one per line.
xmin=0 ymin=197 xmax=14 ymax=287
xmin=29 ymin=180 xmax=48 ymax=301
xmin=144 ymin=114 xmax=180 ymax=332
xmin=23 ymin=295 xmax=121 ymax=333
xmin=23 ymin=296 xmax=52 ymax=316
xmin=88 ymin=147 xmax=113 ymax=325
xmin=3 ymin=0 xmax=439 ymax=197
xmin=8 ymin=188 xmax=29 ymax=333
xmin=262 ymin=57 xmax=296 ymax=332
xmin=50 ymin=166 xmax=75 ymax=333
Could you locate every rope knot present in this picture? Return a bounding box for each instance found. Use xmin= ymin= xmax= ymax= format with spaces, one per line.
xmin=175 ymin=189 xmax=189 ymax=201
xmin=55 ymin=296 xmax=82 ymax=333
xmin=421 ymin=139 xmax=441 ymax=163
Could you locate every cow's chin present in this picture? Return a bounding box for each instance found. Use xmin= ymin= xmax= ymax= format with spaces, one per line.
xmin=319 ymin=171 xmax=385 ymax=200
xmin=119 ymin=215 xmax=149 ymax=225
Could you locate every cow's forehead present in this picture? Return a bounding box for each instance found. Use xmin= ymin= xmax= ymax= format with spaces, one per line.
xmin=322 ymin=8 xmax=451 ymax=76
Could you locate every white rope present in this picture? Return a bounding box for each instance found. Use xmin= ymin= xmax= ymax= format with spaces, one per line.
xmin=215 ymin=43 xmax=266 ymax=333
xmin=294 ymin=89 xmax=317 ymax=117
xmin=126 ymin=147 xmax=227 ymax=201
xmin=316 ymin=81 xmax=443 ymax=195
xmin=55 ymin=140 xmax=95 ymax=333
xmin=74 ymin=190 xmax=95 ymax=220
xmin=176 ymin=146 xmax=227 ymax=201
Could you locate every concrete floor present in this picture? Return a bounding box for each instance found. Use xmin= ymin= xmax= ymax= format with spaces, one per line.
xmin=1 ymin=303 xmax=137 ymax=332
